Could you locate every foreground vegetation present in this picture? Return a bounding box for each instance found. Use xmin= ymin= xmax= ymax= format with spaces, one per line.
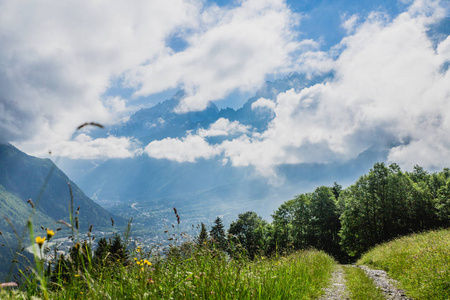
xmin=1 ymin=239 xmax=335 ymax=300
xmin=358 ymin=228 xmax=450 ymax=299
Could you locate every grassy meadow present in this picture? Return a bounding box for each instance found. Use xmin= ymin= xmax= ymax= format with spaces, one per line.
xmin=0 ymin=240 xmax=335 ymax=300
xmin=358 ymin=228 xmax=450 ymax=300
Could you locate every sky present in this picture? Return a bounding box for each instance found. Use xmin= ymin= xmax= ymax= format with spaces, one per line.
xmin=1 ymin=0 xmax=450 ymax=176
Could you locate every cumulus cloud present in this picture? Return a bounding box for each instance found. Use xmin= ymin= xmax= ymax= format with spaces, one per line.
xmin=2 ymin=0 xmax=449 ymax=174
xmin=0 ymin=0 xmax=304 ymax=157
xmin=251 ymin=98 xmax=277 ymax=111
xmin=145 ymin=134 xmax=219 ymax=162
xmin=198 ymin=118 xmax=251 ymax=137
xmin=341 ymin=14 xmax=360 ymax=33
xmin=45 ymin=134 xmax=142 ymax=159
xmin=127 ymin=0 xmax=300 ymax=112
xmin=0 ymin=0 xmax=200 ymax=155
xmin=143 ymin=0 xmax=450 ymax=174
xmin=144 ymin=118 xmax=250 ymax=162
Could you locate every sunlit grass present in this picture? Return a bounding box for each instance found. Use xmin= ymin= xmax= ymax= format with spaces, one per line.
xmin=358 ymin=228 xmax=450 ymax=300
xmin=36 ymin=247 xmax=334 ymax=300
xmin=343 ymin=266 xmax=384 ymax=300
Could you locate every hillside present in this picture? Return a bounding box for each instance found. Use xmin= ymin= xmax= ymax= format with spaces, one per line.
xmin=0 ymin=143 xmax=123 ymax=230
xmin=0 ymin=143 xmax=126 ymax=280
xmin=358 ymin=228 xmax=450 ymax=299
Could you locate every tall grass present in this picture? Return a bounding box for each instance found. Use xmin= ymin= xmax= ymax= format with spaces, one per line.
xmin=358 ymin=228 xmax=450 ymax=299
xmin=343 ymin=266 xmax=384 ymax=300
xmin=35 ymin=247 xmax=334 ymax=299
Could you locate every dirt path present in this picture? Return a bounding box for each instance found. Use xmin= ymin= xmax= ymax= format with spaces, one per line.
xmin=358 ymin=266 xmax=411 ymax=300
xmin=319 ymin=264 xmax=349 ymax=300
xmin=319 ymin=264 xmax=412 ymax=300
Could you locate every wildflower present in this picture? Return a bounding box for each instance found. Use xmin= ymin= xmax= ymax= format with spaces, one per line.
xmin=74 ymin=274 xmax=80 ymax=278
xmin=35 ymin=236 xmax=45 ymax=248
xmin=136 ymin=247 xmax=141 ymax=253
xmin=144 ymin=259 xmax=152 ymax=266
xmin=134 ymin=257 xmax=138 ymax=261
xmin=46 ymin=229 xmax=55 ymax=240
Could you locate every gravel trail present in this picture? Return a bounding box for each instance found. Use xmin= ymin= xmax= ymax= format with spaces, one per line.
xmin=319 ymin=264 xmax=413 ymax=300
xmin=358 ymin=265 xmax=412 ymax=300
xmin=319 ymin=264 xmax=349 ymax=300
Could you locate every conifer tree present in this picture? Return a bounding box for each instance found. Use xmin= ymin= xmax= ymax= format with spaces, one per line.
xmin=93 ymin=237 xmax=110 ymax=265
xmin=210 ymin=217 xmax=227 ymax=251
xmin=110 ymin=234 xmax=128 ymax=262
xmin=197 ymin=222 xmax=209 ymax=246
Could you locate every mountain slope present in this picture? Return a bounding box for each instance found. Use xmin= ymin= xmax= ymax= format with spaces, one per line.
xmin=0 ymin=143 xmax=123 ymax=230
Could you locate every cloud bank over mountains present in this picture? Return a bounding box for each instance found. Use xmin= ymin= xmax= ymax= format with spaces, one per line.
xmin=1 ymin=0 xmax=450 ymax=176
xmin=145 ymin=0 xmax=450 ymax=174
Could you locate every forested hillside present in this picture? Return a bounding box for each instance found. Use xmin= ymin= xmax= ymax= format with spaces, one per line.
xmin=219 ymin=163 xmax=450 ymax=260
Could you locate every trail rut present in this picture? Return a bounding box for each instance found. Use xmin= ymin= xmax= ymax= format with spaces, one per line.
xmin=319 ymin=264 xmax=412 ymax=299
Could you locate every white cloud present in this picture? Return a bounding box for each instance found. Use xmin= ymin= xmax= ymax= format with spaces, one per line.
xmin=143 ymin=0 xmax=450 ymax=174
xmin=0 ymin=0 xmax=200 ymax=154
xmin=2 ymin=0 xmax=449 ymax=175
xmin=198 ymin=118 xmax=251 ymax=137
xmin=341 ymin=14 xmax=359 ymax=33
xmin=45 ymin=134 xmax=142 ymax=159
xmin=128 ymin=0 xmax=300 ymax=112
xmin=251 ymin=98 xmax=277 ymax=111
xmin=144 ymin=134 xmax=219 ymax=162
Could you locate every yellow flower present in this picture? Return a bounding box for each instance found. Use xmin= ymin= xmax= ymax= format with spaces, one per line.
xmin=144 ymin=259 xmax=152 ymax=266
xmin=35 ymin=236 xmax=45 ymax=247
xmin=46 ymin=229 xmax=55 ymax=240
xmin=136 ymin=247 xmax=141 ymax=253
xmin=134 ymin=257 xmax=138 ymax=261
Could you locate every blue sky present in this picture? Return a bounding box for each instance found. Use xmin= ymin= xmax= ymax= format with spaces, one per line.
xmin=1 ymin=0 xmax=450 ymax=175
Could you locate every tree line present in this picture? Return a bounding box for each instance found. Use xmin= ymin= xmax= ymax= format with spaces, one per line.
xmin=205 ymin=163 xmax=450 ymax=261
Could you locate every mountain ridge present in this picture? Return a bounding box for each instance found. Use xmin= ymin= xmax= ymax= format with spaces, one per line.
xmin=0 ymin=143 xmax=123 ymax=230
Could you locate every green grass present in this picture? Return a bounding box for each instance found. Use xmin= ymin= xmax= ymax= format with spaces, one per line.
xmin=343 ymin=266 xmax=384 ymax=300
xmin=5 ymin=239 xmax=335 ymax=299
xmin=38 ymin=248 xmax=334 ymax=299
xmin=358 ymin=228 xmax=450 ymax=300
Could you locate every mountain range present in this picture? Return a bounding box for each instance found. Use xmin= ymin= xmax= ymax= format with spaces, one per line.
xmin=55 ymin=74 xmax=388 ymax=233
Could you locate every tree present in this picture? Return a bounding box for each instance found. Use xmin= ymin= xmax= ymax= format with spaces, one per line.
xmin=197 ymin=222 xmax=209 ymax=246
xmin=332 ymin=182 xmax=342 ymax=201
xmin=93 ymin=237 xmax=110 ymax=265
xmin=110 ymin=234 xmax=128 ymax=263
xmin=308 ymin=186 xmax=340 ymax=256
xmin=271 ymin=194 xmax=310 ymax=253
xmin=228 ymin=211 xmax=268 ymax=259
xmin=339 ymin=163 xmax=435 ymax=257
xmin=210 ymin=217 xmax=227 ymax=251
